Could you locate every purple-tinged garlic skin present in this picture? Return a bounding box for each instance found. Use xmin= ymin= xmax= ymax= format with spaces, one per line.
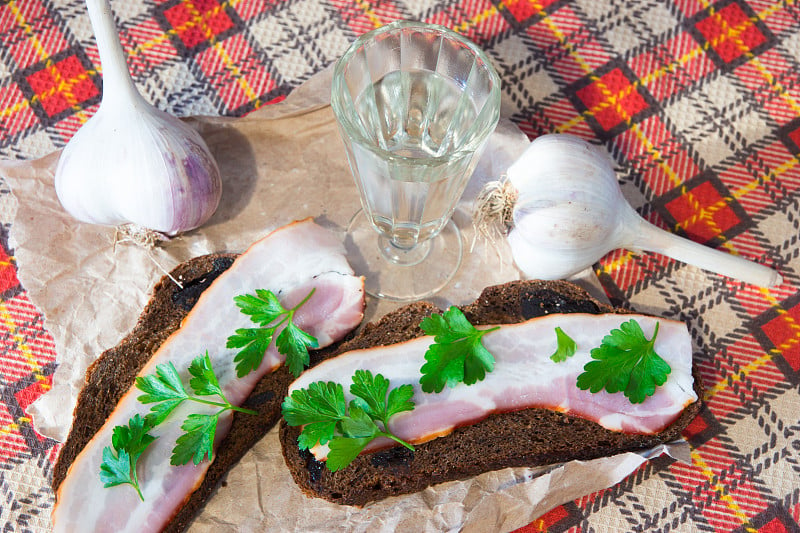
xmin=54 ymin=101 xmax=222 ymax=236
xmin=54 ymin=0 xmax=222 ymax=237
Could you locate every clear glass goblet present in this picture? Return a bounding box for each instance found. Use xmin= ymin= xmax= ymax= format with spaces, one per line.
xmin=331 ymin=20 xmax=501 ymax=302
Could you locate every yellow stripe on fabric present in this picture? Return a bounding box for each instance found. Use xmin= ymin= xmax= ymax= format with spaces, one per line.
xmin=0 ymin=99 xmax=32 ymax=122
xmin=121 ymin=0 xmax=263 ymax=107
xmin=7 ymin=0 xmax=51 ymax=63
xmin=702 ymin=352 xmax=775 ymax=401
xmin=354 ymin=0 xmax=385 ymax=29
xmin=703 ymin=285 xmax=790 ymax=402
xmin=452 ymin=3 xmax=500 ymax=35
xmin=600 ymin=250 xmax=636 ymax=273
xmin=669 ymin=154 xmax=798 ymax=257
xmin=704 ymin=2 xmax=800 ymax=114
xmin=557 ymin=1 xmax=796 ymax=138
xmin=532 ymin=3 xmax=637 ymax=137
xmin=211 ymin=40 xmax=262 ymax=105
xmin=690 ymin=450 xmax=758 ymax=532
xmin=629 ymin=122 xmax=683 ymax=186
xmin=27 ymin=68 xmax=99 ymax=109
xmin=7 ymin=0 xmax=92 ymax=117
xmin=565 ymin=0 xmax=799 ymax=273
xmin=0 ymin=422 xmax=22 ymax=437
xmin=0 ymin=302 xmax=40 ymax=375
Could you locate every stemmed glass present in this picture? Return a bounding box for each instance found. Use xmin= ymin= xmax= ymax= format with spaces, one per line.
xmin=331 ymin=21 xmax=501 ymax=302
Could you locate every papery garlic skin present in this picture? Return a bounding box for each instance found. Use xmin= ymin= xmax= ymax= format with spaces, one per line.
xmin=54 ymin=0 xmax=222 ymax=237
xmin=54 ymin=101 xmax=221 ymax=236
xmin=507 ymin=134 xmax=624 ymax=279
xmin=502 ymin=134 xmax=781 ymax=287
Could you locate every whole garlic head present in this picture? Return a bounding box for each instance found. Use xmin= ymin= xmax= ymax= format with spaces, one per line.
xmin=55 ymin=0 xmax=221 ymax=237
xmin=487 ymin=133 xmax=780 ymax=287
xmin=507 ymin=135 xmax=626 ymax=279
xmin=54 ymin=97 xmax=221 ymax=236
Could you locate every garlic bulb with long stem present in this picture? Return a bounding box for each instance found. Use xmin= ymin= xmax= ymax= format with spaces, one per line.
xmin=478 ymin=134 xmax=782 ymax=287
xmin=54 ymin=0 xmax=221 ymax=237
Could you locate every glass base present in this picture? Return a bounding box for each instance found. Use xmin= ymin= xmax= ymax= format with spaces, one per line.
xmin=344 ymin=210 xmax=463 ymax=302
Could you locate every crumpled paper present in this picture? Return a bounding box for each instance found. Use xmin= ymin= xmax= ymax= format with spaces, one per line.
xmin=0 ymin=67 xmax=690 ymax=532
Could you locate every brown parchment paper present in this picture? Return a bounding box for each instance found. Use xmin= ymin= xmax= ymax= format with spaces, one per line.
xmin=0 ymin=67 xmax=689 ymax=532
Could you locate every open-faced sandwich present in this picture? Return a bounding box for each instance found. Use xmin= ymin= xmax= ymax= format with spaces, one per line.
xmin=280 ymin=280 xmax=702 ymax=506
xmin=51 ymin=219 xmax=366 ymax=532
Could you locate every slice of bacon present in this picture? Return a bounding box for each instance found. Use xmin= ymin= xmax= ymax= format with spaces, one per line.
xmin=52 ymin=219 xmax=364 ymax=533
xmin=289 ymin=313 xmax=697 ymax=462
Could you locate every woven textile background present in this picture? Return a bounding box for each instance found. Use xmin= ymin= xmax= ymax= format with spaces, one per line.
xmin=0 ymin=0 xmax=798 ymax=531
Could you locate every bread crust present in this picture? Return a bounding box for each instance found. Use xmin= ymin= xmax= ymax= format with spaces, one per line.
xmin=278 ymin=279 xmax=703 ymax=507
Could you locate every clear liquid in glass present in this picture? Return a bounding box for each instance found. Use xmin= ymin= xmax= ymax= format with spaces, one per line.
xmin=350 ymin=69 xmax=480 ymax=251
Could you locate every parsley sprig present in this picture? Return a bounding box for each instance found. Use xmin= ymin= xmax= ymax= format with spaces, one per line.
xmin=282 ymin=370 xmax=415 ymax=471
xmin=99 ymin=414 xmax=155 ymax=500
xmin=227 ymin=288 xmax=319 ymax=378
xmin=99 ymin=288 xmax=320 ymax=498
xmin=418 ymin=307 xmax=499 ymax=393
xmin=99 ymin=353 xmax=258 ymax=498
xmin=136 ymin=353 xmax=258 ymax=465
xmin=576 ymin=319 xmax=671 ymax=404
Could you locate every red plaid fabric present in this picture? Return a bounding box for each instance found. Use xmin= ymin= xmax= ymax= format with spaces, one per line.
xmin=0 ymin=0 xmax=798 ymax=531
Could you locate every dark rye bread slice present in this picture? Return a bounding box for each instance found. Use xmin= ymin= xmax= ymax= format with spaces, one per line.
xmin=279 ymin=279 xmax=703 ymax=507
xmin=51 ymin=253 xmax=350 ymax=532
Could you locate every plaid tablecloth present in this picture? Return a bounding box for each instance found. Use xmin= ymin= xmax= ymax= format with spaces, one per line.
xmin=1 ymin=0 xmax=799 ymax=531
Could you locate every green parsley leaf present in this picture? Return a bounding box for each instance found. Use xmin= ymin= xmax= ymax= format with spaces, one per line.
xmin=281 ymin=370 xmax=415 ymax=471
xmin=171 ymin=413 xmax=217 ymax=466
xmin=350 ymin=369 xmax=414 ymax=426
xmin=418 ymin=307 xmax=499 ymax=393
xmin=282 ymin=381 xmax=346 ymax=449
xmin=188 ymin=352 xmax=224 ymax=397
xmin=576 ymin=319 xmax=671 ymax=404
xmin=277 ymin=322 xmax=318 ymax=378
xmin=136 ymin=362 xmax=188 ymax=404
xmin=550 ymin=327 xmax=577 ymax=363
xmin=326 ymin=436 xmax=374 ymax=472
xmin=136 ymin=361 xmax=191 ymax=426
xmin=227 ymin=288 xmax=319 ymax=378
xmin=101 ymin=351 xmax=264 ymax=496
xmin=227 ymin=327 xmax=274 ymax=378
xmin=99 ymin=414 xmax=156 ymax=500
xmin=99 ymin=447 xmax=135 ymax=491
xmin=235 ymin=289 xmax=286 ymax=325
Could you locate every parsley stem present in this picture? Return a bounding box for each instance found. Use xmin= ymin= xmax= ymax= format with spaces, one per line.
xmin=186 ymin=396 xmax=258 ymax=416
xmin=270 ymin=287 xmax=316 ymax=331
xmin=131 ymin=478 xmax=144 ymax=501
xmin=294 ymin=287 xmax=316 ymax=310
xmin=127 ymin=454 xmax=144 ymax=501
xmin=379 ymin=431 xmax=415 ymax=452
xmin=264 ymin=288 xmax=317 ymax=330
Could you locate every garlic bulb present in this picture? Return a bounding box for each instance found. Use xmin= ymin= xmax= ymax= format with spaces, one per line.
xmin=54 ymin=0 xmax=221 ymax=237
xmin=482 ymin=134 xmax=782 ymax=287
